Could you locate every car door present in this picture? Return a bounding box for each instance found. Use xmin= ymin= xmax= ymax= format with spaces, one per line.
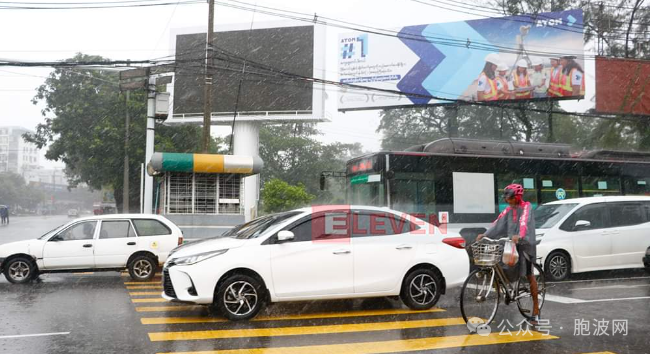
xmin=94 ymin=219 xmax=138 ymax=267
xmin=561 ymin=203 xmax=612 ymax=271
xmin=608 ymin=202 xmax=648 ymax=268
xmin=42 ymin=220 xmax=98 ymax=269
xmin=269 ymin=212 xmax=354 ymax=298
xmin=132 ymin=218 xmax=175 ymax=257
xmin=351 ymin=210 xmax=418 ymax=294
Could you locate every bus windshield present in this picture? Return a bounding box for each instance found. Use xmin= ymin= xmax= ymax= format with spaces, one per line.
xmin=348 ymin=178 xmax=384 ymax=207
xmin=534 ymin=203 xmax=578 ymax=229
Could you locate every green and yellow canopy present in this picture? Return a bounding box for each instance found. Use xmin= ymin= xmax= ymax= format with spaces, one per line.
xmin=148 ymin=153 xmax=263 ymax=176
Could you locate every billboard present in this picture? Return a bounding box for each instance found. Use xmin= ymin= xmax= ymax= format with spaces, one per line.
xmin=172 ymin=24 xmax=325 ymax=123
xmin=338 ymin=9 xmax=584 ymax=111
xmin=595 ymin=56 xmax=650 ymax=116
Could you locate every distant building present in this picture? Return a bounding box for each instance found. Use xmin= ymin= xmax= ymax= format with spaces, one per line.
xmin=0 ymin=126 xmax=40 ymax=175
xmin=24 ymin=168 xmax=68 ymax=191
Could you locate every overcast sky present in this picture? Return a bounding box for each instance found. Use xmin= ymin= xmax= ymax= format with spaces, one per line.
xmin=0 ymin=0 xmax=595 ymax=169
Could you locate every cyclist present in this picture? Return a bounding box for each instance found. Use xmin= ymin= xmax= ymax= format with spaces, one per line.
xmin=477 ymin=183 xmax=541 ymax=324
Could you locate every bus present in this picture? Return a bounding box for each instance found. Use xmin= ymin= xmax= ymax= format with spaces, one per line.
xmin=342 ymin=138 xmax=650 ymax=231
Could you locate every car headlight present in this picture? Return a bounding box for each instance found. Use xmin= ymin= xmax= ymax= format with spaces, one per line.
xmin=173 ymin=249 xmax=228 ymax=266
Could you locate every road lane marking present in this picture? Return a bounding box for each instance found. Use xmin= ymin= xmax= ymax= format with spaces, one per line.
xmin=127 ymin=285 xmax=163 ymax=290
xmin=141 ymin=308 xmax=445 ymax=325
xmin=148 ymin=317 xmax=466 ymax=341
xmin=547 ymin=276 xmax=649 ymax=284
xmin=544 ymin=294 xmax=586 ymax=304
xmin=73 ymin=272 xmax=94 ymax=275
xmin=130 ymin=292 xmax=163 ymax=296
xmin=136 ymin=306 xmax=205 ymax=312
xmin=132 ymin=298 xmax=169 ymax=303
xmin=124 ymin=281 xmax=161 ymax=285
xmin=155 ymin=331 xmax=557 ymax=353
xmin=0 ymin=332 xmax=70 ymax=340
xmin=572 ymin=284 xmax=650 ymax=291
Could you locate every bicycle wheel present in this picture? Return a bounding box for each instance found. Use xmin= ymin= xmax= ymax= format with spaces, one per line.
xmin=516 ymin=263 xmax=546 ymax=319
xmin=460 ymin=267 xmax=500 ymax=327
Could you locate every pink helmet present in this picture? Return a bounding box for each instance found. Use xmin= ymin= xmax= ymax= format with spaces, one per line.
xmin=503 ymin=184 xmax=524 ymax=199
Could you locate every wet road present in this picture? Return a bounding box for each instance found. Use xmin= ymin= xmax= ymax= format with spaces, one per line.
xmin=1 ymin=268 xmax=648 ymax=354
xmin=0 ymin=215 xmax=72 ymax=244
xmin=1 ymin=218 xmax=649 ymax=353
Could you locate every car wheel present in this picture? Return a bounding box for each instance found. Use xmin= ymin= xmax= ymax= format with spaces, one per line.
xmin=400 ymin=268 xmax=442 ymax=310
xmin=215 ymin=274 xmax=265 ymax=321
xmin=3 ymin=257 xmax=37 ymax=284
xmin=128 ymin=255 xmax=157 ymax=281
xmin=545 ymin=251 xmax=570 ymax=281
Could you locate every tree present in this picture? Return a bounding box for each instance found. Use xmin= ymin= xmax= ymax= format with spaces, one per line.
xmin=261 ymin=178 xmax=314 ymax=213
xmin=259 ymin=123 xmax=362 ymax=204
xmin=25 ymin=53 xmax=226 ymax=212
xmin=0 ymin=173 xmax=45 ymax=211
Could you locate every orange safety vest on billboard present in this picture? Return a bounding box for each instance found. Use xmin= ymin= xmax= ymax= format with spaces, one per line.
xmin=559 ymin=68 xmax=586 ymax=96
xmin=548 ymin=67 xmax=562 ymax=97
xmin=513 ymin=73 xmax=532 ymax=99
xmin=495 ymin=77 xmax=510 ymax=100
xmin=479 ymin=73 xmax=499 ymax=101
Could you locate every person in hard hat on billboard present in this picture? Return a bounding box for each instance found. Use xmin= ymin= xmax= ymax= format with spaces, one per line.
xmin=559 ymin=55 xmax=585 ymax=97
xmin=476 ymin=53 xmax=500 ymax=101
xmin=530 ymin=58 xmax=548 ymax=99
xmin=495 ymin=63 xmax=514 ymax=100
xmin=513 ymin=59 xmax=533 ymax=99
xmin=547 ymin=56 xmax=563 ymax=97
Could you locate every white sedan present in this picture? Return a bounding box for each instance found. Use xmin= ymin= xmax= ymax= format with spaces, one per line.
xmin=162 ymin=206 xmax=470 ymax=320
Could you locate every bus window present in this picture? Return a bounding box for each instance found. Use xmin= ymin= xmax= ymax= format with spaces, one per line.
xmin=389 ymin=172 xmax=435 ymax=214
xmin=348 ymin=178 xmax=385 ymax=207
xmin=581 ymin=176 xmax=621 ymax=197
xmin=623 ymin=177 xmax=650 ymax=196
xmin=540 ymin=175 xmax=579 ymax=203
xmin=496 ymin=174 xmax=538 ymax=212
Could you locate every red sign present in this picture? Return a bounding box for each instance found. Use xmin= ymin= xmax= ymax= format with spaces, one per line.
xmin=595 ymin=56 xmax=650 ymax=116
xmin=348 ymin=159 xmax=373 ymax=173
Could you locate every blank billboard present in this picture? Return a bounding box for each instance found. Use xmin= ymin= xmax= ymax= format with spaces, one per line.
xmin=173 ymin=25 xmax=314 ymax=116
xmin=595 ymin=56 xmax=650 ymax=116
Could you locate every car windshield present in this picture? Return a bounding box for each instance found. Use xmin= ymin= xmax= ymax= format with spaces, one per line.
xmin=220 ymin=211 xmax=302 ymax=239
xmin=534 ymin=203 xmax=578 ymax=229
xmin=38 ymin=225 xmax=65 ymax=240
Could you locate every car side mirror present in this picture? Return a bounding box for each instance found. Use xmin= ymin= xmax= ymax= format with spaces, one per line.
xmin=574 ymin=220 xmax=591 ymax=231
xmin=50 ymin=235 xmax=63 ymax=242
xmin=277 ymin=230 xmax=295 ymax=243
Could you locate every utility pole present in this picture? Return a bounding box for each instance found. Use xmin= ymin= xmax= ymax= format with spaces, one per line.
xmin=144 ymin=76 xmax=156 ymax=214
xmin=123 ymin=60 xmax=131 ymax=214
xmin=123 ymin=89 xmax=130 ymax=213
xmin=202 ymin=0 xmax=215 ymax=153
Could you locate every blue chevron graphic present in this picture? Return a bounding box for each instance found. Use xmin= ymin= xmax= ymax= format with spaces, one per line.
xmin=422 ymin=22 xmax=490 ymax=100
xmin=396 ymin=25 xmax=445 ymax=105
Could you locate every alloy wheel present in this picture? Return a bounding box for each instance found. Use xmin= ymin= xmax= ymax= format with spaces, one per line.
xmin=133 ymin=259 xmax=153 ymax=279
xmin=549 ymin=255 xmax=568 ymax=280
xmin=223 ymin=281 xmax=258 ymax=316
xmin=409 ymin=274 xmax=437 ymax=306
xmin=9 ymin=261 xmax=30 ymax=281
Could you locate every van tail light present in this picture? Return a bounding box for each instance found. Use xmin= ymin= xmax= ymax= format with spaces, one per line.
xmin=442 ymin=237 xmax=466 ymax=249
xmin=178 ymin=236 xmax=184 ymax=246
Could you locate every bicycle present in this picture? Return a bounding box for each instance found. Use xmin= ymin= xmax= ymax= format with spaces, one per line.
xmin=460 ymin=237 xmax=546 ymax=328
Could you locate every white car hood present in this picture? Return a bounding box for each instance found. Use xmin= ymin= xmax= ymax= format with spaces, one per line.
xmin=0 ymin=239 xmax=45 ymax=258
xmin=169 ymin=237 xmax=248 ymax=259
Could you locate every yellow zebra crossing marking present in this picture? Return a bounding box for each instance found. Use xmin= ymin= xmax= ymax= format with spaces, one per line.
xmin=130 ymin=292 xmax=162 ymax=296
xmin=124 ymin=281 xmax=161 ymax=285
xmin=148 ymin=317 xmax=466 ymax=341
xmin=132 ymin=298 xmax=169 ymax=304
xmin=155 ymin=331 xmax=557 ymax=354
xmin=136 ymin=306 xmax=204 ymax=313
xmin=141 ymin=308 xmax=445 ymax=325
xmin=127 ymin=285 xmax=163 ymax=290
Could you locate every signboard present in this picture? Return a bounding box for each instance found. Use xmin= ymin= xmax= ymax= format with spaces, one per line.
xmin=339 ymin=9 xmax=584 ymax=110
xmin=173 ymin=24 xmax=322 ymax=121
xmin=595 ymin=56 xmax=650 ymax=116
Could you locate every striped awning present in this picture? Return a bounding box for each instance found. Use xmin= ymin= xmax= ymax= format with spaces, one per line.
xmin=147 ymin=153 xmax=263 ymax=176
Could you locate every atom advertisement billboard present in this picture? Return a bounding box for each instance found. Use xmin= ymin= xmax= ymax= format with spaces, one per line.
xmin=338 ymin=9 xmax=584 ymax=111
